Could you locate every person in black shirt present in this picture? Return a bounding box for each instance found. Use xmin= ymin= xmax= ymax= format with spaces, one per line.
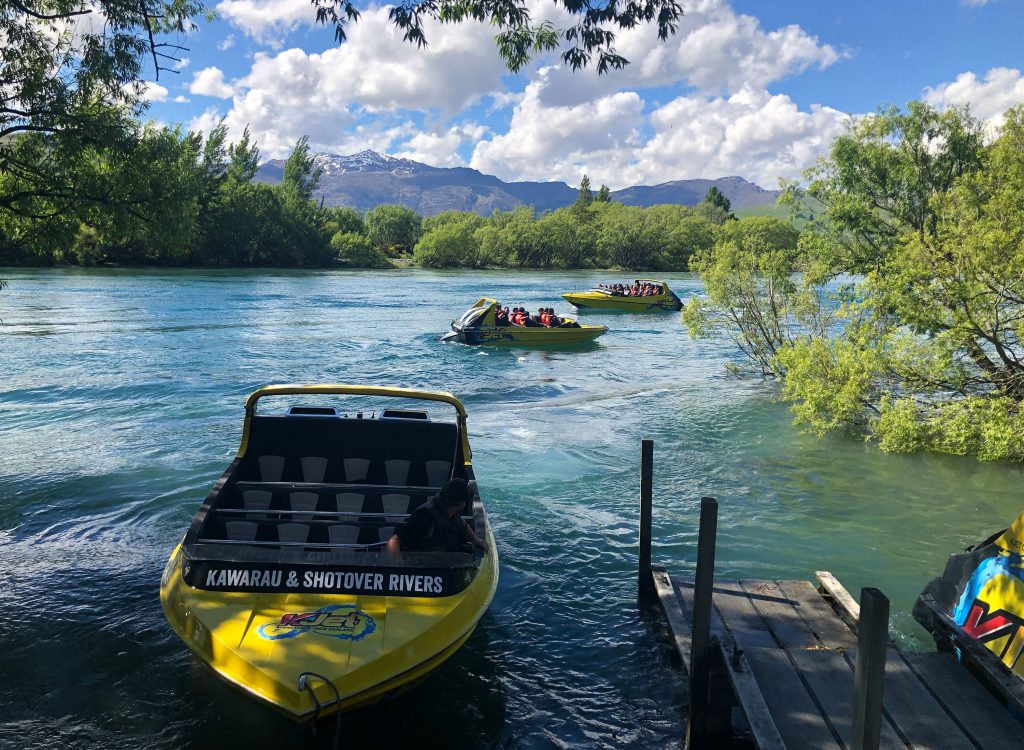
xmin=386 ymin=478 xmax=487 ymax=554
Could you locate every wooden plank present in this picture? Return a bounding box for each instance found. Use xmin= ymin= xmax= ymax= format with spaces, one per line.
xmin=815 ymin=571 xmax=860 ymax=631
xmin=852 ymin=588 xmax=889 ymax=750
xmin=743 ymin=646 xmax=842 ymax=749
xmin=878 ymin=649 xmax=976 ymax=750
xmin=740 ymin=579 xmax=821 ymax=650
xmin=920 ymin=597 xmax=1024 ymax=716
xmin=788 ymin=648 xmax=907 ymax=750
xmin=709 ymin=579 xmax=779 ymax=649
xmin=652 ymin=565 xmax=692 ymax=673
xmin=674 ymin=576 xmax=727 ymax=636
xmin=715 ymin=638 xmax=787 ymax=750
xmin=776 ymin=579 xmax=858 ymax=651
xmin=902 ymin=650 xmax=1024 ymax=748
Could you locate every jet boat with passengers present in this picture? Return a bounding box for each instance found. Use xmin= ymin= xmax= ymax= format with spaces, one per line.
xmin=160 ymin=384 xmax=498 ymax=720
xmin=440 ymin=297 xmax=607 ymax=345
xmin=562 ymin=279 xmax=682 ymax=311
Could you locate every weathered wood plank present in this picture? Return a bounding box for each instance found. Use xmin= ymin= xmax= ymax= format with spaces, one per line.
xmin=920 ymin=597 xmax=1024 ymax=717
xmin=743 ymin=646 xmax=842 ymax=749
xmin=788 ymin=648 xmax=907 ymax=750
xmin=815 ymin=571 xmax=860 ymax=631
xmin=776 ymin=579 xmax=858 ymax=651
xmin=878 ymin=649 xmax=976 ymax=750
xmin=651 ymin=564 xmax=692 ymax=673
xmin=740 ymin=579 xmax=821 ymax=650
xmin=674 ymin=576 xmax=727 ymax=636
xmin=707 ymin=579 xmax=779 ymax=649
xmin=901 ymin=650 xmax=1024 ymax=748
xmin=714 ymin=638 xmax=787 ymax=750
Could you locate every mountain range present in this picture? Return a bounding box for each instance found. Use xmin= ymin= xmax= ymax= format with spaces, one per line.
xmin=255 ymin=150 xmax=781 ymax=216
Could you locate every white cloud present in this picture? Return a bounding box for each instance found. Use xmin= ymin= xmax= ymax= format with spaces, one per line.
xmin=923 ymin=67 xmax=1024 ymax=129
xmin=199 ymin=8 xmax=509 ymax=158
xmin=215 ymin=0 xmax=312 ymax=47
xmin=394 ymin=124 xmax=490 ymax=167
xmin=471 ymin=72 xmax=648 ymax=185
xmin=525 ymin=0 xmax=845 ymax=108
xmin=190 ymin=67 xmax=235 ymax=98
xmin=173 ymin=95 xmax=191 ymax=103
xmin=219 ymin=35 xmax=236 ymax=51
xmin=124 ymin=80 xmax=169 ymax=102
xmin=472 ymin=78 xmax=849 ymax=190
xmin=173 ymin=57 xmax=190 ymax=71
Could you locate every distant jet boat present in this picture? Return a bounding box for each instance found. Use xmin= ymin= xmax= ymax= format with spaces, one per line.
xmin=562 ymin=279 xmax=682 ymax=311
xmin=440 ymin=298 xmax=607 ymax=345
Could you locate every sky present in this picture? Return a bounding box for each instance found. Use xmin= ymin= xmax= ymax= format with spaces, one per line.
xmin=140 ymin=0 xmax=1024 ymax=191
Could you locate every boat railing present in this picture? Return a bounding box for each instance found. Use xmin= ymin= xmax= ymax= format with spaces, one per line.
xmin=198 ymin=537 xmax=390 ymax=549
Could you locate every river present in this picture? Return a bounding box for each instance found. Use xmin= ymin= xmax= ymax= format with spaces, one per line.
xmin=1 ymin=268 xmax=1021 ymax=749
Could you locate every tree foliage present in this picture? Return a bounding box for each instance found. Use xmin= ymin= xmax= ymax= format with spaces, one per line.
xmin=312 ymin=0 xmax=684 ymax=75
xmin=688 ymin=101 xmax=1024 ymax=461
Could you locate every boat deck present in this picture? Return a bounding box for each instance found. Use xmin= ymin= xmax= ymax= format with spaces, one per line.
xmin=651 ymin=567 xmax=1024 ymax=749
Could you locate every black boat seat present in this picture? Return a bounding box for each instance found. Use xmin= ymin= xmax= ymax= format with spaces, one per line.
xmin=258 ymin=455 xmax=285 ymax=482
xmin=328 ymin=524 xmax=360 ymax=545
xmin=344 ymin=457 xmax=370 ymax=482
xmin=336 ymin=492 xmax=365 ymax=513
xmin=278 ymin=523 xmax=309 ymax=544
xmin=225 ymin=520 xmax=258 ymax=541
xmin=289 ymin=491 xmax=318 ymax=512
xmin=301 ymin=456 xmax=328 ymax=482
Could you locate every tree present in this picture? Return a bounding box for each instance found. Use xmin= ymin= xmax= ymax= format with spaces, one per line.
xmin=688 ymin=101 xmax=1024 ymax=461
xmin=699 ymin=186 xmax=735 ymax=224
xmin=365 ymin=204 xmax=423 ymax=256
xmin=281 ymin=136 xmax=323 ymax=203
xmin=595 ymin=184 xmax=612 ymax=203
xmin=313 ymin=0 xmax=684 ymax=75
xmin=413 ymin=215 xmax=485 ymax=267
xmin=1 ymin=1 xmax=205 ymax=217
xmin=326 ymin=206 xmax=366 ymax=237
xmin=332 ymin=231 xmax=392 ymax=268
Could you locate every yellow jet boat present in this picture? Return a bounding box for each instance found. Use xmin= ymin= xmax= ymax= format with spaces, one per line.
xmin=440 ymin=298 xmax=607 ymax=345
xmin=160 ymin=384 xmax=498 ymax=721
xmin=562 ymin=279 xmax=682 ymax=311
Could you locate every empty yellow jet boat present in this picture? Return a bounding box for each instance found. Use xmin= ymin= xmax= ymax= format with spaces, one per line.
xmin=440 ymin=298 xmax=607 ymax=345
xmin=160 ymin=384 xmax=498 ymax=720
xmin=562 ymin=279 xmax=682 ymax=311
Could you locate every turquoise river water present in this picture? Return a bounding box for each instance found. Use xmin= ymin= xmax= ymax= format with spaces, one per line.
xmin=1 ymin=268 xmax=1022 ymax=749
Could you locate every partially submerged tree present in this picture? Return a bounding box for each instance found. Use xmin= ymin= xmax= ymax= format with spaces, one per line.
xmin=687 ymin=102 xmax=1024 ymax=461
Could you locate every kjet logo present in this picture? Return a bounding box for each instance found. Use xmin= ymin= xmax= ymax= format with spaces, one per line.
xmin=258 ymin=604 xmax=376 ymax=641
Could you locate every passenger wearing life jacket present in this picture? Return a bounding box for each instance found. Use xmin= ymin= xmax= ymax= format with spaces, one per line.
xmin=510 ymin=307 xmax=527 ymax=326
xmin=540 ymin=308 xmax=554 ymax=327
xmin=386 ymin=478 xmax=487 ymax=555
xmin=495 ymin=306 xmax=510 ymax=326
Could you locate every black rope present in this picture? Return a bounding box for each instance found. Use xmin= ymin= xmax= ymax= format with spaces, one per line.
xmin=298 ymin=671 xmax=343 ymax=750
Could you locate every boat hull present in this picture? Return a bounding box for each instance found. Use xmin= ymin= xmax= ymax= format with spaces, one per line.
xmin=562 ymin=292 xmax=681 ymax=311
xmin=160 ymin=529 xmax=498 ymax=720
xmin=442 ymin=323 xmax=607 ymax=345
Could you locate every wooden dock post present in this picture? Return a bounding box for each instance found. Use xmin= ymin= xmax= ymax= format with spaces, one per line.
xmin=852 ymin=587 xmax=889 ymax=750
xmin=686 ymin=496 xmax=719 ymax=749
xmin=638 ymin=439 xmax=654 ymax=600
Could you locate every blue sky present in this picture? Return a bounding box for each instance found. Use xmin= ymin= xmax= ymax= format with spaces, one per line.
xmin=141 ymin=0 xmax=1024 ymax=190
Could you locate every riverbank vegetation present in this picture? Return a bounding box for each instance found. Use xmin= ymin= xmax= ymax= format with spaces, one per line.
xmin=685 ymin=102 xmax=1024 ymax=462
xmin=0 ymin=119 xmax=736 ymax=270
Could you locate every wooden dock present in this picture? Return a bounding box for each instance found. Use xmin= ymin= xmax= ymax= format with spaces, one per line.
xmin=637 ymin=440 xmax=1024 ymax=749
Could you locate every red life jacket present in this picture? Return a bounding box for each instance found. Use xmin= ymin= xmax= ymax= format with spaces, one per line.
xmin=540 ymin=312 xmax=553 ymax=327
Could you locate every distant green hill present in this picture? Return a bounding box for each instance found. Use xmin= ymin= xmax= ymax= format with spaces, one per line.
xmin=734 ymin=203 xmax=789 ymax=220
